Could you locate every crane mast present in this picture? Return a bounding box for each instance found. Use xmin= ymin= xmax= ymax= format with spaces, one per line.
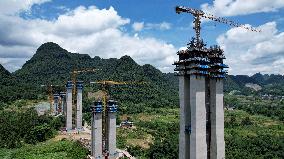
xmin=90 ymin=80 xmax=145 ymax=158
xmin=71 ymin=68 xmax=100 ymax=97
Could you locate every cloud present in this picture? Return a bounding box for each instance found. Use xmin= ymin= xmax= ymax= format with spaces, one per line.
xmin=56 ymin=6 xmax=71 ymax=12
xmin=145 ymin=22 xmax=172 ymax=30
xmin=132 ymin=21 xmax=172 ymax=32
xmin=0 ymin=4 xmax=177 ymax=72
xmin=132 ymin=22 xmax=144 ymax=32
xmin=0 ymin=0 xmax=51 ymax=15
xmin=0 ymin=58 xmax=28 ymax=71
xmin=201 ymin=0 xmax=284 ymax=17
xmin=217 ymin=22 xmax=284 ymax=75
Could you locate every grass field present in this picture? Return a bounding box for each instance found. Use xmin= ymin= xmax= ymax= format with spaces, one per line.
xmin=0 ymin=140 xmax=88 ymax=159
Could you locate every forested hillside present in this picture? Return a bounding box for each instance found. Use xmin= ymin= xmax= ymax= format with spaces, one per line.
xmin=225 ymin=73 xmax=284 ymax=95
xmin=1 ymin=42 xmax=179 ymax=108
xmin=0 ymin=64 xmax=10 ymax=77
xmin=1 ymin=42 xmax=284 ymax=105
xmin=14 ymin=42 xmax=169 ymax=85
xmin=0 ymin=64 xmax=40 ymax=104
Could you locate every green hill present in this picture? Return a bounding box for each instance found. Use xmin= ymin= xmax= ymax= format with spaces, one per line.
xmin=1 ymin=42 xmax=283 ymax=104
xmin=14 ymin=42 xmax=93 ymax=85
xmin=225 ymin=73 xmax=284 ymax=95
xmin=0 ymin=64 xmax=40 ymax=104
xmin=14 ymin=42 xmax=169 ymax=85
xmin=0 ymin=64 xmax=13 ymax=86
xmin=9 ymin=42 xmax=179 ymax=108
xmin=0 ymin=64 xmax=11 ymax=78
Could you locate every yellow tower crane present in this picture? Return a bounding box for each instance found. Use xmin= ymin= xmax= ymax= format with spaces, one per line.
xmin=90 ymin=80 xmax=146 ymax=108
xmin=69 ymin=68 xmax=101 ymax=127
xmin=41 ymin=84 xmax=62 ymax=113
xmin=48 ymin=85 xmax=53 ymax=112
xmin=90 ymin=80 xmax=145 ymax=156
xmin=70 ymin=68 xmax=101 ymax=97
xmin=175 ymin=6 xmax=260 ymax=47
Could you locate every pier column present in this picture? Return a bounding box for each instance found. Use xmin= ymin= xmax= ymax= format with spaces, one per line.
xmin=179 ymin=75 xmax=207 ymax=159
xmin=179 ymin=76 xmax=191 ymax=159
xmin=210 ymin=79 xmax=225 ymax=159
xmin=66 ymin=81 xmax=73 ymax=131
xmin=59 ymin=92 xmax=66 ymax=115
xmin=189 ymin=76 xmax=207 ymax=159
xmin=91 ymin=101 xmax=103 ymax=159
xmin=53 ymin=94 xmax=59 ymax=115
xmin=76 ymin=81 xmax=83 ymax=130
xmin=107 ymin=100 xmax=118 ymax=159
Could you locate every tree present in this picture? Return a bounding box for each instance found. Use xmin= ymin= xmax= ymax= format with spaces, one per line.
xmin=241 ymin=117 xmax=253 ymax=126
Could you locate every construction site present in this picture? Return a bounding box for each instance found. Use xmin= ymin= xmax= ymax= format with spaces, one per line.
xmin=44 ymin=67 xmax=138 ymax=158
xmin=38 ymin=5 xmax=263 ymax=159
xmin=2 ymin=1 xmax=283 ymax=159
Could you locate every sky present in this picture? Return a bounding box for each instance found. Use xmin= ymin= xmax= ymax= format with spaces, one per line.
xmin=0 ymin=0 xmax=284 ymax=75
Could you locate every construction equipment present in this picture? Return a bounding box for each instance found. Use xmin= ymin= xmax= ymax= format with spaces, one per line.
xmin=175 ymin=5 xmax=238 ymax=159
xmin=70 ymin=68 xmax=100 ymax=128
xmin=90 ymin=80 xmax=145 ymax=158
xmin=41 ymin=84 xmax=64 ymax=114
xmin=70 ymin=68 xmax=101 ymax=97
xmin=40 ymin=84 xmax=55 ymax=113
xmin=90 ymin=80 xmax=146 ymax=113
xmin=48 ymin=85 xmax=53 ymax=112
xmin=175 ymin=6 xmax=261 ymax=48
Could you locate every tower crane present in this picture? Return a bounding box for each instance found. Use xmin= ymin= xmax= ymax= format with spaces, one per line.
xmin=175 ymin=6 xmax=261 ymax=48
xmin=48 ymin=85 xmax=53 ymax=112
xmin=69 ymin=68 xmax=101 ymax=128
xmin=90 ymin=80 xmax=146 ymax=124
xmin=90 ymin=80 xmax=145 ymax=157
xmin=70 ymin=68 xmax=101 ymax=97
xmin=41 ymin=84 xmax=63 ymax=113
xmin=90 ymin=80 xmax=146 ymax=107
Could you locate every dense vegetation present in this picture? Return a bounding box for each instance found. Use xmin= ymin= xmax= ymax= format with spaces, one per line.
xmin=225 ymin=95 xmax=284 ymax=121
xmin=0 ymin=105 xmax=64 ymax=148
xmin=0 ymin=140 xmax=88 ymax=159
xmin=225 ymin=110 xmax=284 ymax=159
xmin=0 ymin=65 xmax=41 ymax=104
xmin=225 ymin=73 xmax=284 ymax=95
xmin=0 ymin=99 xmax=89 ymax=159
xmin=1 ymin=42 xmax=284 ymax=158
xmin=116 ymin=108 xmax=284 ymax=159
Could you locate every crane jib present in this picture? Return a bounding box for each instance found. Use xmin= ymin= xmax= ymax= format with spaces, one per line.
xmin=175 ymin=5 xmax=261 ymax=33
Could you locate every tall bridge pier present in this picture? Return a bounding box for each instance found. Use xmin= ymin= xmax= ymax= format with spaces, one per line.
xmin=106 ymin=100 xmax=118 ymax=159
xmin=91 ymin=100 xmax=118 ymax=159
xmin=59 ymin=92 xmax=66 ymax=115
xmin=66 ymin=81 xmax=73 ymax=131
xmin=91 ymin=101 xmax=103 ymax=159
xmin=53 ymin=94 xmax=59 ymax=115
xmin=174 ymin=40 xmax=228 ymax=159
xmin=76 ymin=81 xmax=83 ymax=130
